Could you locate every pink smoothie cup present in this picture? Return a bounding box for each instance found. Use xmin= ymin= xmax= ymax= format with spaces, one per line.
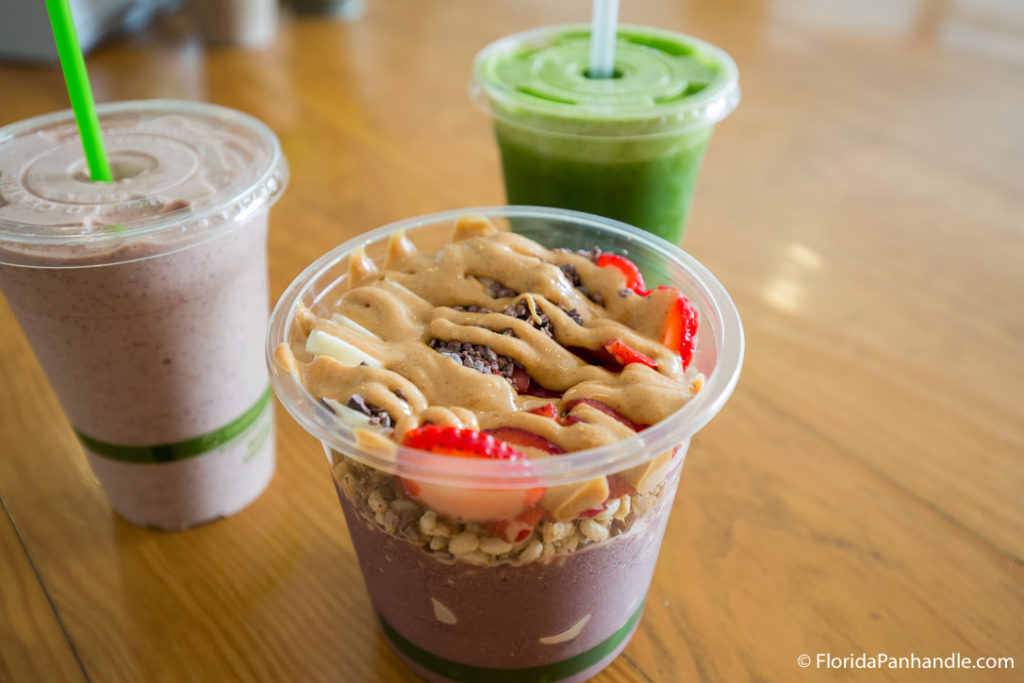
xmin=267 ymin=206 xmax=742 ymax=682
xmin=0 ymin=100 xmax=288 ymax=530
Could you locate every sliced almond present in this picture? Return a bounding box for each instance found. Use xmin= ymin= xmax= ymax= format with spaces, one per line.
xmin=431 ymin=598 xmax=458 ymax=625
xmin=539 ymin=614 xmax=591 ymax=645
xmin=618 ymin=449 xmax=674 ymax=494
xmin=306 ymin=329 xmax=382 ymax=367
xmin=541 ymin=477 xmax=609 ymax=522
xmin=273 ymin=342 xmax=298 ymax=373
xmin=330 ymin=313 xmax=381 ymax=339
xmin=321 ymin=398 xmax=372 ymax=428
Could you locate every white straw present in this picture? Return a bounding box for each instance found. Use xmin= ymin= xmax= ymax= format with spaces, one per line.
xmin=589 ymin=0 xmax=620 ymax=78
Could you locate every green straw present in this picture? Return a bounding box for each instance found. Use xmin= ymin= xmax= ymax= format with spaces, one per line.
xmin=44 ymin=0 xmax=112 ymax=182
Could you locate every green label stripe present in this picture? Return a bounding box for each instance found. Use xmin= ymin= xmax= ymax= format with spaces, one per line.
xmin=74 ymin=386 xmax=272 ymax=464
xmin=380 ymin=600 xmax=645 ymax=683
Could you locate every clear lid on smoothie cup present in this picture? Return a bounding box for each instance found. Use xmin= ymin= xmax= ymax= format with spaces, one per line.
xmin=0 ymin=100 xmax=288 ymax=267
xmin=471 ymin=24 xmax=740 ymax=138
xmin=267 ymin=206 xmax=744 ymax=490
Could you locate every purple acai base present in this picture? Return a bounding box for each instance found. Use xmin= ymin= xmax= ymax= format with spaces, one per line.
xmin=334 ymin=472 xmax=679 ymax=682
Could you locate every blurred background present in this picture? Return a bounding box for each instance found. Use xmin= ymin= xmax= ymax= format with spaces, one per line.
xmin=3 ymin=1 xmax=1022 ymax=63
xmin=0 ymin=0 xmax=366 ymax=61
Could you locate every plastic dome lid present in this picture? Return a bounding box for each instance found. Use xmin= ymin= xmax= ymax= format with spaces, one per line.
xmin=0 ymin=99 xmax=287 ymax=266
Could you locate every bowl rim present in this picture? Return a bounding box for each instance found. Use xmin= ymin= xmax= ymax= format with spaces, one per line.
xmin=267 ymin=205 xmax=743 ymax=488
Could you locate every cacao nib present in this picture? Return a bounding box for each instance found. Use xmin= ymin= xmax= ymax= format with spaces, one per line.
xmin=503 ymin=297 xmax=554 ymax=337
xmin=557 ymin=262 xmax=581 ymax=287
xmin=478 ymin=277 xmax=517 ymax=299
xmin=577 ymin=285 xmax=605 ymax=307
xmin=346 ymin=393 xmax=393 ymax=428
xmin=428 ymin=338 xmax=521 ymax=385
xmin=553 ymin=247 xmax=602 ymax=263
xmin=559 ymin=304 xmax=584 ymax=326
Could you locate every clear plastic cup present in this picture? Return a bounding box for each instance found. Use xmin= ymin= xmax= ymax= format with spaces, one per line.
xmin=267 ymin=206 xmax=742 ymax=682
xmin=0 ymin=100 xmax=288 ymax=530
xmin=472 ymin=25 xmax=740 ymax=245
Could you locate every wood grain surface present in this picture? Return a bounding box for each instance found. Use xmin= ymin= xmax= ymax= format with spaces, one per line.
xmin=1 ymin=1 xmax=1021 ymax=681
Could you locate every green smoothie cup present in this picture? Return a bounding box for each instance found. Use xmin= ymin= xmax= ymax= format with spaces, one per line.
xmin=472 ymin=25 xmax=739 ymax=244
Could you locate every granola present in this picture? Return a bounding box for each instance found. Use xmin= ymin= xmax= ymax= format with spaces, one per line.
xmin=333 ymin=455 xmax=676 ymax=568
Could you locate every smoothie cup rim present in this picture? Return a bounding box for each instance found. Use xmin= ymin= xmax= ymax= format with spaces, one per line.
xmin=0 ymin=99 xmax=288 ymax=267
xmin=470 ymin=24 xmax=740 ymax=139
xmin=267 ymin=205 xmax=744 ymax=489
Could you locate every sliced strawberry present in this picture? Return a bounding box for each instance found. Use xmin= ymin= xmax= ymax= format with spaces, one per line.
xmin=602 ymin=338 xmax=657 ymax=370
xmin=485 ymin=426 xmax=564 ymax=455
xmin=580 ymin=474 xmax=637 ymax=516
xmin=566 ymin=345 xmax=606 ymax=367
xmin=397 ymin=478 xmax=422 ymax=497
xmin=526 ymin=403 xmax=559 ymax=420
xmin=398 ymin=425 xmax=545 ymax=521
xmin=607 ymin=473 xmax=637 ymax=498
xmin=564 ymin=398 xmax=648 ymax=432
xmin=597 ymin=253 xmax=647 ymax=295
xmin=483 ymin=505 xmax=548 ymax=543
xmin=511 ymin=366 xmax=531 ymax=393
xmin=401 ymin=425 xmax=523 ymax=460
xmin=524 ymin=379 xmax=562 ymax=399
xmin=655 ymin=286 xmax=699 ymax=369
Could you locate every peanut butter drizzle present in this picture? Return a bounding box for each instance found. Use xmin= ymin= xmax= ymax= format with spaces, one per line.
xmin=280 ymin=215 xmax=700 ymax=455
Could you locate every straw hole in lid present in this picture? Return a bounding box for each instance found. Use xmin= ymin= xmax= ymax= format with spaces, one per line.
xmin=583 ymin=67 xmax=624 ymax=79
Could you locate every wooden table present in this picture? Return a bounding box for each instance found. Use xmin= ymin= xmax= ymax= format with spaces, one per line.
xmin=1 ymin=1 xmax=1021 ymax=681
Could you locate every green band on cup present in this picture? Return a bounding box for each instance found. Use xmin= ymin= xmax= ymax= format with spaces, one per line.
xmin=74 ymin=387 xmax=272 ymax=464
xmin=380 ymin=599 xmax=644 ymax=682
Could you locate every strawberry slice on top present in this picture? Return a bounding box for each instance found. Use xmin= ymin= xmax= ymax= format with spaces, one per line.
xmin=602 ymin=338 xmax=657 ymax=370
xmin=563 ymin=397 xmax=648 ymax=432
xmin=489 ymin=402 xmax=565 ymax=455
xmin=398 ymin=425 xmax=545 ymax=522
xmin=656 ymin=285 xmax=699 ymax=369
xmin=485 ymin=426 xmax=564 ymax=455
xmin=401 ymin=425 xmax=523 ymax=459
xmin=525 ymin=402 xmax=559 ymax=420
xmin=597 ymin=253 xmax=647 ymax=295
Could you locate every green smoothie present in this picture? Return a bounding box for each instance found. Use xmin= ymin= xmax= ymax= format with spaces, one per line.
xmin=472 ymin=25 xmax=739 ymax=243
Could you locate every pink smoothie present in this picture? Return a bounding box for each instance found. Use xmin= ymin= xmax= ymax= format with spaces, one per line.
xmin=0 ymin=101 xmax=288 ymax=529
